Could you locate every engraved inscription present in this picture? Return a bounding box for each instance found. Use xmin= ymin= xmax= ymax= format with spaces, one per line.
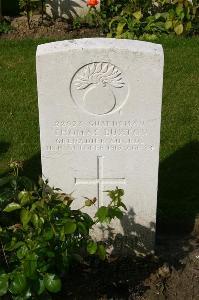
xmin=44 ymin=119 xmax=155 ymax=154
xmin=75 ymin=156 xmax=126 ymax=207
xmin=70 ymin=62 xmax=129 ymax=116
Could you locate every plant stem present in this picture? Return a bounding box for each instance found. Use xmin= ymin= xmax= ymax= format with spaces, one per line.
xmin=0 ymin=239 xmax=9 ymax=270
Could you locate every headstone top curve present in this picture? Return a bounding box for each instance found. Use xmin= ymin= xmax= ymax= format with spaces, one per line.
xmin=36 ymin=38 xmax=163 ymax=57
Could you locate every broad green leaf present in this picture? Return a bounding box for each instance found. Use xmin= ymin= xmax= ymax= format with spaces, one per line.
xmin=165 ymin=20 xmax=173 ymax=30
xmin=60 ymin=226 xmax=65 ymax=241
xmin=31 ymin=213 xmax=39 ymax=228
xmin=82 ymin=213 xmax=94 ymax=227
xmin=0 ymin=176 xmax=13 ymax=187
xmin=133 ymin=10 xmax=143 ymax=20
xmin=18 ymin=191 xmax=32 ymax=206
xmin=23 ymin=253 xmax=38 ymax=278
xmin=37 ymin=279 xmax=45 ymax=295
xmin=87 ymin=241 xmax=97 ymax=255
xmin=5 ymin=241 xmax=24 ymax=252
xmin=185 ymin=21 xmax=192 ymax=32
xmin=43 ymin=274 xmax=61 ymax=293
xmin=43 ymin=229 xmax=54 ymax=240
xmin=97 ymin=244 xmax=106 ymax=261
xmin=174 ymin=23 xmax=183 ymax=35
xmin=108 ymin=207 xmax=123 ymax=220
xmin=9 ymin=272 xmax=27 ymax=295
xmin=12 ymin=289 xmax=32 ymax=300
xmin=64 ymin=220 xmax=77 ymax=234
xmin=95 ymin=206 xmax=109 ymax=223
xmin=116 ymin=21 xmax=126 ymax=36
xmin=3 ymin=202 xmax=21 ymax=212
xmin=155 ymin=13 xmax=161 ymax=19
xmin=0 ymin=274 xmax=9 ymax=296
xmin=176 ymin=5 xmax=183 ymax=17
xmin=20 ymin=209 xmax=32 ymax=227
xmin=77 ymin=222 xmax=88 ymax=235
xmin=17 ymin=245 xmax=28 ymax=259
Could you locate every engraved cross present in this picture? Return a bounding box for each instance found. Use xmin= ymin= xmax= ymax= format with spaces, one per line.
xmin=75 ymin=156 xmax=126 ymax=207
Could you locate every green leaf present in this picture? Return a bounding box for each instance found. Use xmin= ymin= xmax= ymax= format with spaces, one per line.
xmin=0 ymin=274 xmax=9 ymax=296
xmin=20 ymin=209 xmax=32 ymax=227
xmin=87 ymin=241 xmax=97 ymax=255
xmin=18 ymin=191 xmax=32 ymax=206
xmin=3 ymin=202 xmax=21 ymax=212
xmin=9 ymin=272 xmax=27 ymax=295
xmin=12 ymin=289 xmax=32 ymax=300
xmin=176 ymin=5 xmax=183 ymax=17
xmin=17 ymin=245 xmax=28 ymax=259
xmin=43 ymin=229 xmax=54 ymax=240
xmin=155 ymin=13 xmax=161 ymax=20
xmin=174 ymin=23 xmax=183 ymax=35
xmin=37 ymin=279 xmax=45 ymax=295
xmin=116 ymin=20 xmax=126 ymax=36
xmin=5 ymin=241 xmax=24 ymax=252
xmin=108 ymin=207 xmax=123 ymax=220
xmin=97 ymin=244 xmax=106 ymax=260
xmin=185 ymin=21 xmax=192 ymax=32
xmin=43 ymin=274 xmax=61 ymax=293
xmin=77 ymin=222 xmax=88 ymax=235
xmin=95 ymin=206 xmax=109 ymax=223
xmin=133 ymin=10 xmax=143 ymax=20
xmin=165 ymin=20 xmax=173 ymax=30
xmin=64 ymin=220 xmax=77 ymax=234
xmin=0 ymin=176 xmax=13 ymax=187
xmin=23 ymin=253 xmax=38 ymax=278
xmin=31 ymin=213 xmax=39 ymax=228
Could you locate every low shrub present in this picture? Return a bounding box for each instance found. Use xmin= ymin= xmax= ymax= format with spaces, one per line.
xmin=0 ymin=19 xmax=12 ymax=34
xmin=0 ymin=160 xmax=126 ymax=299
xmin=18 ymin=0 xmax=46 ymax=28
xmin=100 ymin=0 xmax=199 ymax=38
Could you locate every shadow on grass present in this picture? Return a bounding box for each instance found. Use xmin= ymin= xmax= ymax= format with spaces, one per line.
xmin=0 ymin=142 xmax=10 ymax=176
xmin=0 ymin=142 xmax=10 ymax=155
xmin=22 ymin=152 xmax=42 ymax=182
xmin=157 ymin=140 xmax=199 ymax=235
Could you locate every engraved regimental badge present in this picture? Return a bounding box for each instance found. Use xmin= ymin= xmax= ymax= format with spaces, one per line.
xmin=70 ymin=62 xmax=129 ymax=115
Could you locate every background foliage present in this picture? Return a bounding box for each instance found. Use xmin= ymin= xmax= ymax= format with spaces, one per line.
xmin=100 ymin=0 xmax=199 ymax=38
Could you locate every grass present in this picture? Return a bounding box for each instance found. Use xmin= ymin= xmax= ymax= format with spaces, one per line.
xmin=0 ymin=36 xmax=199 ymax=232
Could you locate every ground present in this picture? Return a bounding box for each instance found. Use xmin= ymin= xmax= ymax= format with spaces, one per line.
xmin=0 ymin=21 xmax=199 ymax=299
xmin=1 ymin=15 xmax=101 ymax=40
xmin=52 ymin=235 xmax=199 ymax=299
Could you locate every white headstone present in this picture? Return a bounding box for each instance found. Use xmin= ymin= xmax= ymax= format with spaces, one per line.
xmin=45 ymin=0 xmax=100 ymax=19
xmin=36 ymin=38 xmax=164 ymax=254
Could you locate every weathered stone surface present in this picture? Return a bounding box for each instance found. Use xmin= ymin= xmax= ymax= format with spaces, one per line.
xmin=36 ymin=38 xmax=164 ymax=254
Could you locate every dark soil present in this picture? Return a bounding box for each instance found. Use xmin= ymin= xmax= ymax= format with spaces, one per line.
xmin=0 ymin=15 xmax=103 ymax=40
xmin=52 ymin=234 xmax=199 ymax=300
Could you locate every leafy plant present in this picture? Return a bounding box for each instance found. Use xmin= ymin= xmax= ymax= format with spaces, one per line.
xmin=72 ymin=6 xmax=103 ymax=30
xmin=0 ymin=160 xmax=126 ymax=299
xmin=101 ymin=0 xmax=199 ymax=38
xmin=0 ymin=20 xmax=12 ymax=34
xmin=18 ymin=0 xmax=41 ymax=29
